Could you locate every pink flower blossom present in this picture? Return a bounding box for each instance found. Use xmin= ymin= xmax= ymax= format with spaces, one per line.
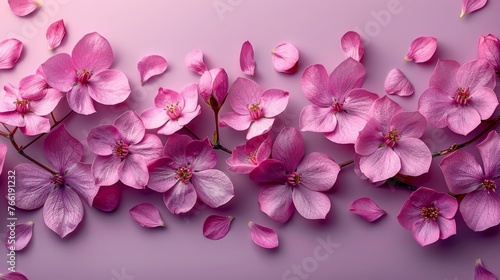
xmin=46 ymin=19 xmax=66 ymax=51
xmin=475 ymin=258 xmax=496 ymax=280
xmin=478 ymin=34 xmax=500 ymax=73
xmin=87 ymin=110 xmax=163 ymax=189
xmin=249 ymin=127 xmax=340 ymax=222
xmin=0 ymin=38 xmax=23 ymax=70
xmin=198 ymin=68 xmax=228 ymax=110
xmin=299 ymin=59 xmax=378 ymax=144
xmin=147 ymin=134 xmax=234 ymax=214
xmin=340 ymin=31 xmax=364 ymax=62
xmin=14 ymin=125 xmax=98 ymax=238
xmin=226 ymin=133 xmax=272 ymax=174
xmin=404 ymin=36 xmax=437 ymax=63
xmin=397 ymin=187 xmax=458 ymax=246
xmin=8 ymin=0 xmax=40 ymax=16
xmin=140 ymin=84 xmax=201 ymax=135
xmin=42 ymin=32 xmax=131 ymax=115
xmin=439 ymin=131 xmax=500 ymax=231
xmin=355 ymin=96 xmax=432 ymax=183
xmin=418 ymin=59 xmax=497 ymax=136
xmin=461 ymin=0 xmax=488 ymax=18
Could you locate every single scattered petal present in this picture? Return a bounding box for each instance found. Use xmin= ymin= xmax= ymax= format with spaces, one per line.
xmin=185 ymin=49 xmax=207 ymax=75
xmin=203 ymin=215 xmax=234 ymax=240
xmin=341 ymin=31 xmax=364 ymax=61
xmin=405 ymin=36 xmax=437 ymax=63
xmin=247 ymin=221 xmax=279 ymax=249
xmin=349 ymin=197 xmax=386 ymax=222
xmin=137 ymin=55 xmax=168 ymax=84
xmin=4 ymin=221 xmax=34 ymax=251
xmin=46 ymin=19 xmax=66 ymax=51
xmin=384 ymin=68 xmax=414 ymax=96
xmin=240 ymin=41 xmax=255 ymax=76
xmin=461 ymin=0 xmax=488 ymax=18
xmin=92 ymin=184 xmax=121 ymax=212
xmin=0 ymin=39 xmax=23 ymax=70
xmin=129 ymin=203 xmax=165 ymax=228
xmin=475 ymin=258 xmax=496 ymax=280
xmin=0 ymin=272 xmax=28 ymax=280
xmin=8 ymin=0 xmax=40 ymax=16
xmin=271 ymin=42 xmax=299 ymax=74
xmin=0 ymin=144 xmax=7 ymax=175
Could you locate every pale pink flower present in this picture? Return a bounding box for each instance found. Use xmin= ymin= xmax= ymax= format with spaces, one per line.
xmin=0 ymin=38 xmax=23 ymax=70
xmin=475 ymin=258 xmax=496 ymax=280
xmin=129 ymin=203 xmax=165 ymax=228
xmin=203 ymin=215 xmax=234 ymax=240
xmin=240 ymin=41 xmax=255 ymax=76
xmin=46 ymin=19 xmax=66 ymax=51
xmin=384 ymin=68 xmax=414 ymax=97
xmin=226 ymin=133 xmax=272 ymax=174
xmin=137 ymin=55 xmax=168 ymax=85
xmin=349 ymin=197 xmax=386 ymax=222
xmin=248 ymin=221 xmax=278 ymax=249
xmin=87 ymin=111 xmax=163 ymax=189
xmin=418 ymin=59 xmax=497 ymax=136
xmin=397 ymin=187 xmax=458 ymax=246
xmin=478 ymin=34 xmax=500 ymax=73
xmin=8 ymin=0 xmax=40 ymax=16
xmin=404 ymin=36 xmax=437 ymax=63
xmin=272 ymin=42 xmax=299 ymax=74
xmin=340 ymin=31 xmax=364 ymax=62
xmin=461 ymin=0 xmax=488 ymax=18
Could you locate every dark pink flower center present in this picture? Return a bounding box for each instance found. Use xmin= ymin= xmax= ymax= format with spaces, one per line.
xmin=480 ymin=179 xmax=496 ymax=192
xmin=166 ymin=103 xmax=182 ymax=120
xmin=332 ymin=100 xmax=343 ymax=113
xmin=287 ymin=172 xmax=302 ymax=187
xmin=384 ymin=129 xmax=400 ymax=147
xmin=248 ymin=103 xmax=263 ymax=120
xmin=455 ymin=87 xmax=471 ymax=106
xmin=420 ymin=206 xmax=439 ymax=220
xmin=246 ymin=151 xmax=258 ymax=165
xmin=15 ymin=99 xmax=30 ymax=114
xmin=113 ymin=140 xmax=129 ymax=159
xmin=176 ymin=167 xmax=193 ymax=184
xmin=77 ymin=69 xmax=93 ymax=84
xmin=51 ymin=174 xmax=65 ymax=186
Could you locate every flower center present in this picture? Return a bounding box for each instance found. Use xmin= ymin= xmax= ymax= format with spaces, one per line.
xmin=15 ymin=99 xmax=30 ymax=114
xmin=332 ymin=100 xmax=343 ymax=113
xmin=176 ymin=167 xmax=193 ymax=184
xmin=480 ymin=179 xmax=497 ymax=192
xmin=248 ymin=103 xmax=263 ymax=120
xmin=166 ymin=103 xmax=182 ymax=120
xmin=77 ymin=69 xmax=93 ymax=84
xmin=113 ymin=140 xmax=129 ymax=159
xmin=455 ymin=88 xmax=471 ymax=106
xmin=384 ymin=129 xmax=400 ymax=147
xmin=420 ymin=206 xmax=439 ymax=220
xmin=246 ymin=151 xmax=259 ymax=165
xmin=51 ymin=174 xmax=65 ymax=186
xmin=287 ymin=172 xmax=302 ymax=187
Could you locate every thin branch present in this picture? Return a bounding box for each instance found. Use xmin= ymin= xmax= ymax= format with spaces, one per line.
xmin=183 ymin=126 xmax=201 ymax=140
xmin=339 ymin=159 xmax=354 ymax=168
xmin=21 ymin=110 xmax=73 ymax=150
xmin=387 ymin=177 xmax=418 ymax=191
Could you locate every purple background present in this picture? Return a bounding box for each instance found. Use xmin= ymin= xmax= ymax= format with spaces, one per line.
xmin=1 ymin=0 xmax=500 ymax=279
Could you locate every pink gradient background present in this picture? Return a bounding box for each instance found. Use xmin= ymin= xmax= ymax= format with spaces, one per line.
xmin=1 ymin=0 xmax=500 ymax=279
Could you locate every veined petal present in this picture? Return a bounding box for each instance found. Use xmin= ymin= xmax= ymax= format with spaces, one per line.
xmin=129 ymin=203 xmax=165 ymax=227
xmin=297 ymin=152 xmax=339 ymax=192
xmin=137 ymin=55 xmax=168 ymax=85
xmin=341 ymin=31 xmax=364 ymax=62
xmin=439 ymin=149 xmax=485 ymax=194
xmin=359 ymin=147 xmax=401 ymax=183
xmin=299 ymin=105 xmax=336 ymax=133
xmin=185 ymin=49 xmax=207 ymax=75
xmin=397 ymin=200 xmax=424 ymax=230
xmin=474 ymin=258 xmax=497 ymax=280
xmin=240 ymin=41 xmax=255 ymax=76
xmin=147 ymin=157 xmax=179 ymax=193
xmin=92 ymin=155 xmax=121 ymax=187
xmin=13 ymin=163 xmax=52 ymax=210
xmin=8 ymin=0 xmax=40 ymax=16
xmin=461 ymin=0 xmax=488 ymax=18
xmin=203 ymin=215 xmax=234 ymax=240
xmin=271 ymin=42 xmax=299 ymax=74
xmin=404 ymin=36 xmax=437 ymax=63
xmin=468 ymin=87 xmax=498 ymax=120
xmin=260 ymin=89 xmax=289 ymax=118
xmin=477 ymin=130 xmax=500 ymax=178
xmin=248 ymin=221 xmax=279 ymax=249
xmin=43 ymin=124 xmax=83 ymax=173
xmin=162 ymin=134 xmax=191 ymax=165
xmin=186 ymin=138 xmax=217 ymax=171
xmin=436 ymin=216 xmax=456 ymax=240
xmin=258 ymin=184 xmax=294 ymax=223
xmin=29 ymin=88 xmax=63 ymax=116
xmin=92 ymin=184 xmax=121 ymax=212
xmin=249 ymin=159 xmax=287 ymax=184
xmin=114 ymin=111 xmax=145 ymax=145
xmin=41 ymin=53 xmax=76 ymax=92
xmin=393 ymin=138 xmax=432 ymax=177
xmin=272 ymin=127 xmax=304 ymax=172
xmin=87 ymin=69 xmax=131 ymax=105
xmin=157 ymin=119 xmax=183 ymax=135
xmin=19 ymin=114 xmax=50 ymax=136
xmin=4 ymin=221 xmax=33 ymax=251
xmin=329 ymin=58 xmax=366 ymax=100
xmin=446 ymin=106 xmax=481 ymax=136
xmin=87 ymin=125 xmax=120 ymax=156
xmin=65 ymin=163 xmax=97 ymax=206
xmin=180 ymin=83 xmax=199 ymax=112
xmin=411 ymin=219 xmax=440 ymax=246
xmin=478 ymin=34 xmax=500 ymax=72
xmin=219 ymin=112 xmax=252 ymax=131
xmin=43 ymin=187 xmax=84 ymax=238
xmin=429 ymin=59 xmax=460 ymax=91
xmin=390 ymin=112 xmax=427 ymax=139
xmin=140 ymin=107 xmax=169 ymax=129
xmin=0 ymin=112 xmax=25 ymax=127
xmin=457 ymin=59 xmax=496 ymax=92
xmin=0 ymin=38 xmax=23 ymax=69
xmin=72 ymin=32 xmax=113 ymax=73
xmin=418 ymin=87 xmax=454 ymax=128
xmin=66 ymin=85 xmax=96 ymax=115
xmin=292 ymin=187 xmax=331 ymax=220
xmin=19 ymin=74 xmax=47 ymax=100
xmin=349 ymin=197 xmax=386 ymax=222
xmin=354 ymin=118 xmax=384 ymax=156
xmin=247 ymin=118 xmax=274 ymax=140
xmin=191 ymin=169 xmax=234 ymax=208
xmin=46 ymin=19 xmax=66 ymax=50
xmin=118 ymin=154 xmax=149 ymax=189
xmin=163 ymin=182 xmax=197 ymax=214
xmin=129 ymin=134 xmax=163 ymax=162
xmin=227 ymin=77 xmax=262 ymax=115
xmin=370 ymin=96 xmax=403 ymax=130
xmin=301 ymin=64 xmax=332 ymax=106
xmin=384 ymin=68 xmax=414 ymax=96
xmin=461 ymin=190 xmax=500 ymax=231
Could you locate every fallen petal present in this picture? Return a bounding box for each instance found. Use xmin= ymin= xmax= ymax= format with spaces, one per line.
xmin=384 ymin=68 xmax=415 ymax=96
xmin=203 ymin=215 xmax=234 ymax=240
xmin=349 ymin=197 xmax=386 ymax=222
xmin=0 ymin=272 xmax=29 ymax=280
xmin=475 ymin=258 xmax=496 ymax=280
xmin=185 ymin=49 xmax=207 ymax=75
xmin=0 ymin=38 xmax=23 ymax=70
xmin=240 ymin=41 xmax=255 ymax=76
xmin=46 ymin=19 xmax=66 ymax=51
xmin=8 ymin=0 xmax=40 ymax=16
xmin=137 ymin=55 xmax=168 ymax=85
xmin=248 ymin=221 xmax=279 ymax=249
xmin=0 ymin=144 xmax=6 ymax=176
xmin=341 ymin=31 xmax=364 ymax=61
xmin=4 ymin=221 xmax=34 ymax=251
xmin=92 ymin=184 xmax=121 ymax=212
xmin=405 ymin=36 xmax=437 ymax=63
xmin=271 ymin=42 xmax=299 ymax=74
xmin=129 ymin=203 xmax=165 ymax=228
xmin=461 ymin=0 xmax=488 ymax=18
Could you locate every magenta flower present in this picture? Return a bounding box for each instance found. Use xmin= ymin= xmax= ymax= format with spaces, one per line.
xmin=147 ymin=134 xmax=234 ymax=214
xmin=14 ymin=125 xmax=98 ymax=238
xmin=87 ymin=110 xmax=163 ymax=189
xmin=249 ymin=127 xmax=340 ymax=222
xmin=355 ymin=96 xmax=432 ymax=183
xmin=397 ymin=187 xmax=458 ymax=246
xmin=140 ymin=84 xmax=201 ymax=135
xmin=478 ymin=34 xmax=500 ymax=73
xmin=439 ymin=131 xmax=500 ymax=231
xmin=418 ymin=59 xmax=497 ymax=136
xmin=226 ymin=133 xmax=272 ymax=174
xmin=42 ymin=32 xmax=131 ymax=115
xmin=220 ymin=77 xmax=289 ymax=140
xmin=299 ymin=59 xmax=378 ymax=144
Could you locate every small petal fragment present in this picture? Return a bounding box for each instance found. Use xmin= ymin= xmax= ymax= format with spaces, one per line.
xmin=92 ymin=184 xmax=121 ymax=212
xmin=8 ymin=0 xmax=40 ymax=16
xmin=46 ymin=19 xmax=66 ymax=50
xmin=0 ymin=39 xmax=23 ymax=70
xmin=129 ymin=203 xmax=165 ymax=228
xmin=341 ymin=31 xmax=364 ymax=61
xmin=185 ymin=49 xmax=207 ymax=75
xmin=203 ymin=215 xmax=234 ymax=240
xmin=248 ymin=221 xmax=279 ymax=249
xmin=271 ymin=42 xmax=299 ymax=74
xmin=4 ymin=221 xmax=34 ymax=251
xmin=475 ymin=258 xmax=496 ymax=280
xmin=349 ymin=197 xmax=386 ymax=222
xmin=384 ymin=68 xmax=414 ymax=96
xmin=461 ymin=0 xmax=488 ymax=18
xmin=240 ymin=41 xmax=255 ymax=76
xmin=478 ymin=34 xmax=500 ymax=72
xmin=137 ymin=55 xmax=168 ymax=84
xmin=405 ymin=36 xmax=437 ymax=63
xmin=0 ymin=272 xmax=29 ymax=280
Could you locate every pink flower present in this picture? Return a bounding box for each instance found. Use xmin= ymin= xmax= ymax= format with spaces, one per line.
xmin=87 ymin=110 xmax=163 ymax=189
xmin=198 ymin=68 xmax=228 ymax=110
xmin=140 ymin=84 xmax=201 ymax=135
xmin=355 ymin=96 xmax=432 ymax=183
xmin=14 ymin=125 xmax=98 ymax=238
xmin=299 ymin=59 xmax=378 ymax=144
xmin=42 ymin=32 xmax=131 ymax=115
xmin=418 ymin=59 xmax=497 ymax=136
xmin=220 ymin=77 xmax=289 ymax=140
xmin=8 ymin=0 xmax=40 ymax=16
xmin=147 ymin=134 xmax=234 ymax=214
xmin=249 ymin=127 xmax=340 ymax=222
xmin=397 ymin=187 xmax=458 ymax=246
xmin=478 ymin=34 xmax=500 ymax=73
xmin=46 ymin=19 xmax=66 ymax=51
xmin=226 ymin=133 xmax=272 ymax=174
xmin=340 ymin=31 xmax=364 ymax=62
xmin=404 ymin=36 xmax=437 ymax=63
xmin=439 ymin=131 xmax=500 ymax=231
xmin=461 ymin=0 xmax=488 ymax=18
xmin=0 ymin=38 xmax=23 ymax=70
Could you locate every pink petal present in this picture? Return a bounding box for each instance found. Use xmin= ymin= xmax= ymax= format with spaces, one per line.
xmin=186 ymin=138 xmax=217 ymax=171
xmin=114 ymin=110 xmax=145 ymax=144
xmin=461 ymin=190 xmax=500 ymax=231
xmin=405 ymin=36 xmax=437 ymax=63
xmin=299 ymin=105 xmax=336 ymax=133
xmin=147 ymin=157 xmax=178 ymax=193
xmin=349 ymin=197 xmax=386 ymax=222
xmin=475 ymin=258 xmax=497 ymax=280
xmin=397 ymin=200 xmax=425 ymax=230
xmin=249 ymin=159 xmax=287 ymax=184
xmin=8 ymin=0 xmax=40 ymax=16
xmin=436 ymin=216 xmax=457 ymax=240
xmin=370 ymin=96 xmax=403 ymax=131
xmin=163 ymin=182 xmax=197 ymax=214
xmin=162 ymin=134 xmax=191 ymax=166
xmin=191 ymin=169 xmax=234 ymax=208
xmin=359 ymin=147 xmax=401 ymax=183
xmin=13 ymin=163 xmax=52 ymax=210
xmin=185 ymin=49 xmax=207 ymax=75
xmin=468 ymin=88 xmax=498 ymax=120
xmin=4 ymin=221 xmax=34 ymax=251
xmin=418 ymin=87 xmax=454 ymax=128
xmin=179 ymin=83 xmax=199 ymax=112
xmin=67 ymin=85 xmax=96 ymax=115
xmin=118 ymin=154 xmax=149 ymax=189
xmin=41 ymin=53 xmax=77 ymax=92
xmin=390 ymin=112 xmax=427 ymax=138
xmin=384 ymin=68 xmax=414 ymax=96
xmin=46 ymin=19 xmax=66 ymax=50
xmin=226 ymin=134 xmax=272 ymax=174
xmin=19 ymin=113 xmax=50 ymax=136
xmin=0 ymin=112 xmax=25 ymax=128
xmin=247 ymin=118 xmax=274 ymax=140
xmin=429 ymin=59 xmax=461 ymax=91
xmin=393 ymin=138 xmax=432 ymax=177
xmin=292 ymin=187 xmax=331 ymax=220
xmin=297 ymin=152 xmax=339 ymax=192
xmin=411 ymin=219 xmax=440 ymax=246
xmin=92 ymin=184 xmax=121 ymax=212
xmin=478 ymin=34 xmax=500 ymax=72
xmin=0 ymin=144 xmax=6 ymax=175
xmin=140 ymin=107 xmax=169 ymax=129
xmin=30 ymin=89 xmax=63 ymax=116
xmin=271 ymin=42 xmax=299 ymax=74
xmin=129 ymin=203 xmax=165 ymax=228
xmin=457 ymin=59 xmax=496 ymax=92
xmin=92 ymin=155 xmax=121 ymax=187
xmin=247 ymin=221 xmax=279 ymax=249
xmin=272 ymin=127 xmax=304 ymax=173
xmin=203 ymin=215 xmax=234 ymax=240
xmin=240 ymin=41 xmax=255 ymax=76
xmin=128 ymin=134 xmax=163 ymax=162
xmin=227 ymin=77 xmax=262 ymax=115
xmin=19 ymin=74 xmax=47 ymax=100
xmin=461 ymin=0 xmax=488 ymax=18
xmin=260 ymin=89 xmax=289 ymax=118
xmin=329 ymin=58 xmax=366 ymax=100
xmin=258 ymin=184 xmax=294 ymax=223
xmin=137 ymin=55 xmax=168 ymax=85
xmin=43 ymin=187 xmax=84 ymax=238
xmin=219 ymin=112 xmax=252 ymax=131
xmin=157 ymin=120 xmax=183 ymax=136
xmin=439 ymin=150 xmax=484 ymax=194
xmin=87 ymin=69 xmax=131 ymax=105
xmin=87 ymin=125 xmax=120 ymax=156
xmin=340 ymin=31 xmax=364 ymax=62
xmin=0 ymin=38 xmax=23 ymax=69
xmin=301 ymin=64 xmax=332 ymax=107
xmin=0 ymin=272 xmax=29 ymax=280
xmin=477 ymin=130 xmax=500 ymax=178
xmin=354 ymin=118 xmax=384 ymax=156
xmin=72 ymin=32 xmax=113 ymax=73
xmin=446 ymin=106 xmax=482 ymax=136
xmin=43 ymin=124 xmax=83 ymax=173
xmin=211 ymin=68 xmax=229 ymax=105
